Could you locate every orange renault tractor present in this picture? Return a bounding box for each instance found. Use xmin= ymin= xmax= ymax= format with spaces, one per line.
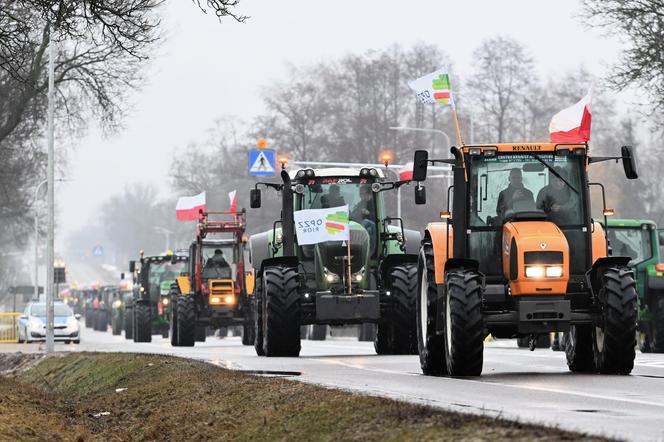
xmin=411 ymin=142 xmax=639 ymax=376
xmin=170 ymin=210 xmax=255 ymax=347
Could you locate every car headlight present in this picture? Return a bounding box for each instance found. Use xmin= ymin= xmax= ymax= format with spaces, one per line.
xmin=112 ymin=300 xmax=122 ymax=308
xmin=323 ymin=267 xmax=339 ymax=283
xmin=351 ymin=267 xmax=365 ymax=282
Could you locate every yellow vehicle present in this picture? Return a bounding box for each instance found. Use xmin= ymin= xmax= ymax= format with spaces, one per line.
xmin=411 ymin=142 xmax=639 ymax=376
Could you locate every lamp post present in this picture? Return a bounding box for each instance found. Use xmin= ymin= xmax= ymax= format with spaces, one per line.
xmin=45 ymin=22 xmax=56 ymax=353
xmin=33 ymin=179 xmax=48 ymax=302
xmin=389 ymin=126 xmax=452 ymax=158
xmin=154 ymin=226 xmax=173 ymax=251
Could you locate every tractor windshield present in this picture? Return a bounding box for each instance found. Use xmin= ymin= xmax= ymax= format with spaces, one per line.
xmin=201 ymin=244 xmax=234 ymax=280
xmin=467 ymin=153 xmax=587 ymax=277
xmin=148 ymin=261 xmax=187 ymax=296
xmin=297 ymin=177 xmax=379 ymax=252
xmin=607 ymin=227 xmax=653 ymax=265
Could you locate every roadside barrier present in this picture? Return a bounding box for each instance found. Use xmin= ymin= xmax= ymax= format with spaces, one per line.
xmin=0 ymin=313 xmax=20 ymax=343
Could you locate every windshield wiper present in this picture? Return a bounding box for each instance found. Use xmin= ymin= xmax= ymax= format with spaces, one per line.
xmin=528 ymin=153 xmax=579 ymax=195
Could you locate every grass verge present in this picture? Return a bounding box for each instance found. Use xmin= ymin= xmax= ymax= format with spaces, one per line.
xmin=0 ymin=352 xmax=610 ymax=441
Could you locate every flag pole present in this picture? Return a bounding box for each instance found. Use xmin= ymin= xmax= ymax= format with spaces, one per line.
xmin=346 ymin=239 xmax=352 ymax=294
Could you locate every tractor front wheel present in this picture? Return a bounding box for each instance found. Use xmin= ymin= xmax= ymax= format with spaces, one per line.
xmin=651 ymin=298 xmax=664 ymax=353
xmin=593 ymin=267 xmax=637 ymax=374
xmin=177 ymin=296 xmax=196 ymax=347
xmin=444 ymin=270 xmax=485 ymax=376
xmin=133 ymin=303 xmax=152 ymax=343
xmin=195 ymin=326 xmax=207 ymax=342
xmin=170 ymin=300 xmax=180 ymax=346
xmin=416 ymin=242 xmax=446 ymax=376
xmin=262 ymin=266 xmax=301 ymax=357
xmin=566 ymin=326 xmax=595 ymax=372
xmin=375 ymin=263 xmax=418 ymax=355
xmin=124 ymin=307 xmax=133 ymax=340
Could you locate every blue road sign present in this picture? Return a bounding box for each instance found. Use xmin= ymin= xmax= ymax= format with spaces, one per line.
xmin=92 ymin=245 xmax=103 ymax=257
xmin=248 ymin=149 xmax=276 ymax=176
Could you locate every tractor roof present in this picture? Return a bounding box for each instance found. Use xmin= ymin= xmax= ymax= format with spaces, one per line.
xmin=604 ymin=218 xmax=657 ymax=228
xmin=289 ymin=167 xmax=386 ymax=178
xmin=461 ymin=142 xmax=587 ymax=154
xmin=199 ymin=238 xmax=236 ymax=246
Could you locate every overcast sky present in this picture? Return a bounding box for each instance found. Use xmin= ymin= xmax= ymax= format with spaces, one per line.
xmin=58 ymin=0 xmax=621 ymax=243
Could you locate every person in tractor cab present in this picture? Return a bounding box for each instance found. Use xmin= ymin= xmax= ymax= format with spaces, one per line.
xmin=607 ymin=230 xmax=638 ymax=261
xmin=536 ymin=166 xmax=575 ymax=225
xmin=203 ymin=249 xmax=232 ymax=279
xmin=496 ymin=168 xmax=535 ymax=223
xmin=351 ymin=185 xmax=376 ymax=241
xmin=321 ymin=184 xmax=346 ymax=208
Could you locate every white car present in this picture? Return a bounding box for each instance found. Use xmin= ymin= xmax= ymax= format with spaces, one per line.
xmin=18 ymin=302 xmax=81 ymax=344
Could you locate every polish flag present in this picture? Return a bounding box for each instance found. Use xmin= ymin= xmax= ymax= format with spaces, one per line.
xmin=176 ymin=191 xmax=206 ymax=221
xmin=549 ymin=88 xmax=592 ymax=143
xmin=399 ymin=162 xmax=414 ymax=181
xmin=228 ymin=190 xmax=237 ymax=214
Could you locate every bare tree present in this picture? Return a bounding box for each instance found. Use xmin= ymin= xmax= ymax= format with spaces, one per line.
xmin=467 ymin=36 xmax=536 ymax=142
xmin=582 ymin=0 xmax=664 ymax=123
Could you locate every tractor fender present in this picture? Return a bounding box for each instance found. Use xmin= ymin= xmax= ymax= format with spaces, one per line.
xmin=586 ymin=256 xmax=632 ymax=297
xmin=249 ymin=231 xmax=271 ymax=270
xmin=444 ymin=258 xmax=480 ymax=274
xmin=424 ymin=222 xmax=453 ymax=284
xmin=403 ymin=228 xmax=422 ymax=255
xmin=176 ymin=276 xmax=191 ymax=295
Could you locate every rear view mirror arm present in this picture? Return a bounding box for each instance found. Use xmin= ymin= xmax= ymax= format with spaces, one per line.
xmin=254 ymin=182 xmax=283 ymax=192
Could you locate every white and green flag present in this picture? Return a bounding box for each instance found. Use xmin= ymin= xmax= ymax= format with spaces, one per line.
xmin=293 ymin=205 xmax=350 ymax=245
xmin=408 ymin=68 xmax=455 ymax=108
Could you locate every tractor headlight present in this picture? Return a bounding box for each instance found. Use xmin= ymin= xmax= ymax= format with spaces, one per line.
xmin=162 ymin=297 xmax=170 ymax=306
xmin=352 ymin=267 xmax=365 ymax=282
xmin=525 ymin=266 xmax=545 ymax=278
xmin=112 ymin=300 xmax=122 ymax=308
xmin=545 ymin=266 xmax=563 ymax=278
xmin=324 ymin=267 xmax=340 ymax=283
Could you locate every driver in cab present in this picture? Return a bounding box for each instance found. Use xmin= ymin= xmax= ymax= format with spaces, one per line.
xmin=496 ymin=168 xmax=535 ymax=223
xmin=536 ymin=166 xmax=574 ymax=225
xmin=203 ymin=249 xmax=231 ymax=279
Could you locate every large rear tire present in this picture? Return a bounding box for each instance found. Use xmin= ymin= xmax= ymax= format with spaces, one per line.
xmin=134 ymin=303 xmax=152 ymax=343
xmin=375 ymin=263 xmax=418 ymax=355
xmin=651 ymin=298 xmax=664 ymax=353
xmin=263 ymin=266 xmax=301 ymax=357
xmin=444 ymin=270 xmax=484 ymax=376
xmin=416 ymin=242 xmax=446 ymax=375
xmin=195 ymin=326 xmax=207 ymax=342
xmin=593 ymin=267 xmax=637 ymax=374
xmin=566 ymin=326 xmax=595 ymax=372
xmin=254 ymin=277 xmax=264 ymax=355
xmin=177 ymin=296 xmax=196 ymax=347
xmin=124 ymin=307 xmax=133 ymax=340
xmin=242 ymin=306 xmax=256 ymax=345
xmin=358 ymin=323 xmax=375 ymax=341
xmin=310 ymin=324 xmax=327 ymax=341
xmin=170 ymin=300 xmax=180 ymax=346
xmin=111 ymin=314 xmax=121 ymax=335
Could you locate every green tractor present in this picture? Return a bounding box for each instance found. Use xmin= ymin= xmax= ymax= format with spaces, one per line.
xmin=127 ymin=251 xmax=188 ymax=342
xmin=249 ymin=166 xmax=421 ymax=357
xmin=110 ymin=280 xmax=134 ymax=336
xmin=602 ymin=219 xmax=664 ymax=353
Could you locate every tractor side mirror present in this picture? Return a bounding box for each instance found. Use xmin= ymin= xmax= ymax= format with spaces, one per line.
xmin=415 ymin=185 xmax=426 ymax=205
xmin=658 ymin=229 xmax=664 ymax=244
xmin=250 ymin=189 xmax=262 ymax=208
xmin=129 ymin=261 xmax=136 ymax=273
xmin=412 ymin=150 xmax=429 ymax=182
xmin=621 ymin=145 xmax=638 ymax=179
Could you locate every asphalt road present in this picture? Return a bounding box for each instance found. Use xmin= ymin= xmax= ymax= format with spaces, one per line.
xmin=7 ymin=327 xmax=664 ymax=441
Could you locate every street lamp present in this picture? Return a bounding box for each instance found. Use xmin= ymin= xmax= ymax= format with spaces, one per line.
xmin=389 ymin=126 xmax=452 ymax=158
xmin=154 ymin=226 xmax=174 ymax=251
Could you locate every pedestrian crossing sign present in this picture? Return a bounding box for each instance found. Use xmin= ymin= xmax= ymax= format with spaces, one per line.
xmin=248 ymin=149 xmax=276 ymax=176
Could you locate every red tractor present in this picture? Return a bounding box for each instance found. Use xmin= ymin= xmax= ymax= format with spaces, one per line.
xmin=170 ymin=210 xmax=255 ymax=346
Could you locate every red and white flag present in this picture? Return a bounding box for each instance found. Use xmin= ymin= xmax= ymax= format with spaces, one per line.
xmin=228 ymin=190 xmax=237 ymax=214
xmin=549 ymin=88 xmax=592 ymax=143
xmin=399 ymin=162 xmax=414 ymax=181
xmin=176 ymin=191 xmax=206 ymax=221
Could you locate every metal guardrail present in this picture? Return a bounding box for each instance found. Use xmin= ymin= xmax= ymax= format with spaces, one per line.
xmin=0 ymin=313 xmax=20 ymax=343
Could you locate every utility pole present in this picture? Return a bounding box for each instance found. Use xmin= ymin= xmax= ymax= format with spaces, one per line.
xmin=45 ymin=23 xmax=56 ymax=353
xmin=33 ymin=179 xmax=48 ymax=302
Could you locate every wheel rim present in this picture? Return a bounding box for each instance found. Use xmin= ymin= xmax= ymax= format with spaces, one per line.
xmin=420 ymin=265 xmax=428 ymax=345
